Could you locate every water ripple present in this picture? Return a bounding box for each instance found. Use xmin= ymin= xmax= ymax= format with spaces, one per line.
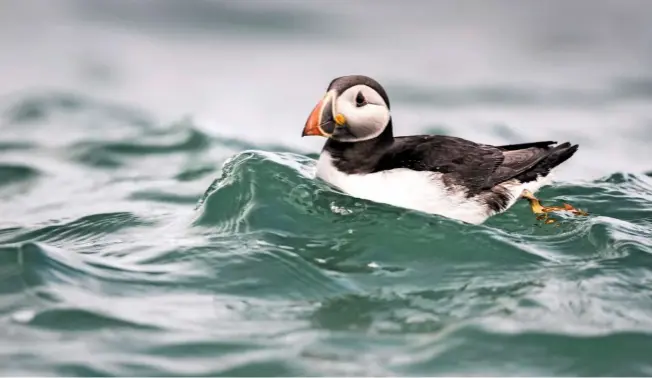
xmin=0 ymin=164 xmax=40 ymax=187
xmin=2 ymin=133 xmax=652 ymax=375
xmin=0 ymin=212 xmax=150 ymax=246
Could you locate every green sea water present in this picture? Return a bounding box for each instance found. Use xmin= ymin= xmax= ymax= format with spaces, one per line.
xmin=2 ymin=1 xmax=652 ymax=376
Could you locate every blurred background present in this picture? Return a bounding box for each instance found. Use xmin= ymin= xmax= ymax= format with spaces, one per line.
xmin=2 ymin=0 xmax=651 ymax=180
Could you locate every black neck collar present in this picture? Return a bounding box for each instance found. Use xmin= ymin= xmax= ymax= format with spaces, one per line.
xmin=322 ymin=120 xmax=395 ymax=174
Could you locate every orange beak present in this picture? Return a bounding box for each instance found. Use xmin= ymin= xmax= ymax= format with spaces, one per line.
xmin=302 ymin=98 xmax=326 ymax=137
xmin=302 ymin=91 xmax=338 ymax=138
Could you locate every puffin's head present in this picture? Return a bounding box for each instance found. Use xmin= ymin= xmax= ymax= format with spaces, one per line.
xmin=301 ymin=75 xmax=391 ymax=142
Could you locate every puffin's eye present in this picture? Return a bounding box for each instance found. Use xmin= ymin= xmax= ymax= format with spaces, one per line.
xmin=355 ymin=92 xmax=367 ymax=107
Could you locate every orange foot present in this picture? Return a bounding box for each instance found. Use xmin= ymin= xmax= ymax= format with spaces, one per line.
xmin=520 ymin=189 xmax=588 ymax=223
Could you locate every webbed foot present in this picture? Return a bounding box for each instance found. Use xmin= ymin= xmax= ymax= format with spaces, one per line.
xmin=521 ymin=189 xmax=588 ymax=223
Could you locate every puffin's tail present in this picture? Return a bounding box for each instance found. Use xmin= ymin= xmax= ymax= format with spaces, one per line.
xmin=516 ymin=142 xmax=579 ymax=182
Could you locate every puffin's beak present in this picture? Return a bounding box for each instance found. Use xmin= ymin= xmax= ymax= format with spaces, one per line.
xmin=302 ymin=91 xmax=337 ymax=137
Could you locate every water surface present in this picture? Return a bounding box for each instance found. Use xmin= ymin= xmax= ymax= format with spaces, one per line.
xmin=1 ymin=1 xmax=652 ymax=376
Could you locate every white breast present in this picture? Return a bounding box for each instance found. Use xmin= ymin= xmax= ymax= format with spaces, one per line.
xmin=315 ymin=152 xmax=485 ymax=224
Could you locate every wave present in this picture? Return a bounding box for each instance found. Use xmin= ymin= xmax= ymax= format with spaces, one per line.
xmin=0 ymin=163 xmax=40 ymax=187
xmin=195 ymin=150 xmax=651 ymax=257
xmin=189 ymin=151 xmax=652 ymax=333
xmin=1 ymin=142 xmax=651 ymax=375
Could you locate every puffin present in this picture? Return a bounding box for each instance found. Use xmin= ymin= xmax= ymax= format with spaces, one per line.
xmin=301 ymin=75 xmax=586 ymax=224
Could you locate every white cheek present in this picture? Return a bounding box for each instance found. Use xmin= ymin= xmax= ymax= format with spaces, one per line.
xmin=338 ymin=102 xmax=389 ymax=137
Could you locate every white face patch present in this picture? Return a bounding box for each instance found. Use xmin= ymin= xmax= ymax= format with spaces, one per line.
xmin=333 ymin=84 xmax=390 ymax=142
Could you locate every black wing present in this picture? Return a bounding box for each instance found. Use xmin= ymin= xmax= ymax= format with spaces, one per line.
xmin=375 ymin=135 xmax=573 ymax=194
xmin=495 ymin=141 xmax=557 ymax=150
